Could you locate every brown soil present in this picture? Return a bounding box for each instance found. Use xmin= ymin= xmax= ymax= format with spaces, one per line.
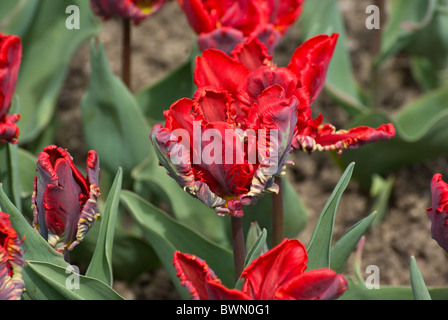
xmin=56 ymin=1 xmax=448 ymax=299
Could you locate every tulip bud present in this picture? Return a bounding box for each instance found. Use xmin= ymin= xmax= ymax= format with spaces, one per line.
xmin=427 ymin=174 xmax=448 ymax=253
xmin=32 ymin=145 xmax=100 ymax=253
xmin=90 ymin=0 xmax=167 ymax=24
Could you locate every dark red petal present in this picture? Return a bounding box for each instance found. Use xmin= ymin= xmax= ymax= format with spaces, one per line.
xmin=287 ymin=33 xmax=338 ymax=104
xmin=241 ymin=239 xmax=308 ymax=299
xmin=0 ymin=113 xmax=20 ymax=145
xmin=198 ymin=27 xmax=244 ymax=54
xmin=177 ymin=0 xmax=216 ymax=34
xmin=427 ymin=174 xmax=448 ymax=253
xmin=194 ymin=48 xmax=249 ymax=98
xmin=173 ymin=251 xmax=219 ymax=300
xmin=164 ymin=98 xmax=196 ymax=135
xmin=193 ymin=87 xmax=231 ymax=123
xmin=275 ymin=269 xmax=348 ymax=300
xmin=43 ymin=158 xmax=83 ymax=245
xmin=250 ymin=24 xmax=282 ymax=54
xmin=244 ymin=66 xmax=297 ymax=104
xmin=206 ymin=281 xmax=252 ymax=300
xmin=231 ymin=37 xmax=271 ymax=72
xmin=263 ymin=0 xmax=304 ymax=33
xmin=218 ymin=0 xmax=263 ymax=36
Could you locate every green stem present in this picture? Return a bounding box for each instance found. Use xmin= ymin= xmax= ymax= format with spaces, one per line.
xmin=231 ymin=216 xmax=245 ymax=283
xmin=272 ymin=176 xmax=284 ymax=247
xmin=370 ymin=0 xmax=384 ymax=109
xmin=122 ymin=18 xmax=131 ymax=91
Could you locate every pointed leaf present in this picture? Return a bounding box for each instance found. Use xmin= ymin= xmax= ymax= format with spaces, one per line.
xmin=330 ymin=212 xmax=377 ymax=273
xmin=306 ymin=162 xmax=355 ymax=270
xmin=85 ymin=167 xmax=122 ymax=286
xmin=410 ymin=256 xmax=431 ymax=300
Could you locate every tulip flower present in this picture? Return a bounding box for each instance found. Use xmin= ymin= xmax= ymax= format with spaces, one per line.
xmin=427 ymin=173 xmax=448 ymax=253
xmin=174 ymin=238 xmax=348 ymax=300
xmin=0 ymin=33 xmax=21 ymax=145
xmin=0 ymin=212 xmax=24 ymax=300
xmin=151 ymin=34 xmax=395 ymax=217
xmin=32 ymin=145 xmax=101 ymax=253
xmin=177 ymin=0 xmax=304 ymax=53
xmin=90 ymin=0 xmax=166 ymax=24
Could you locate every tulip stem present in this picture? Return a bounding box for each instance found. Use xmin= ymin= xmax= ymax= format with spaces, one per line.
xmin=231 ymin=216 xmax=245 ymax=283
xmin=272 ymin=176 xmax=284 ymax=247
xmin=370 ymin=0 xmax=384 ymax=109
xmin=122 ymin=18 xmax=131 ymax=90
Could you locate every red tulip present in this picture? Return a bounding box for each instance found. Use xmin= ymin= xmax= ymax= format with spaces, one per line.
xmin=32 ymin=145 xmax=101 ymax=253
xmin=0 ymin=212 xmax=24 ymax=300
xmin=0 ymin=33 xmax=21 ymax=145
xmin=151 ymin=34 xmax=395 ymax=216
xmin=173 ymin=238 xmax=348 ymax=300
xmin=90 ymin=0 xmax=166 ymax=24
xmin=177 ymin=0 xmax=304 ymax=53
xmin=427 ymin=173 xmax=448 ymax=253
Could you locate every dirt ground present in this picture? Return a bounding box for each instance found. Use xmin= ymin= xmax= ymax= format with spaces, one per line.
xmin=56 ymin=1 xmax=448 ymax=299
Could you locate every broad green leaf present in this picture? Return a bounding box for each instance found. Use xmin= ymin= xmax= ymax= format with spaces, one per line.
xmin=306 ymin=162 xmax=355 ymax=270
xmin=0 ymin=184 xmax=67 ymax=267
xmin=136 ymin=59 xmax=195 ymax=121
xmin=85 ymin=168 xmax=122 ymax=286
xmin=13 ymin=0 xmax=99 ymax=143
xmin=26 ymin=261 xmax=123 ymax=300
xmin=299 ymin=0 xmax=368 ymax=116
xmin=81 ymin=41 xmax=151 ymax=181
xmin=377 ymin=0 xmax=431 ymax=65
xmin=0 ymin=0 xmax=39 ymax=37
xmin=120 ymin=190 xmax=234 ymax=298
xmin=410 ymin=256 xmax=431 ymax=300
xmin=330 ymin=212 xmax=376 ymax=273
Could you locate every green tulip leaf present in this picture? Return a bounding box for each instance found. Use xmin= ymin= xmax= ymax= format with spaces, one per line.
xmin=25 ymin=261 xmax=123 ymax=300
xmin=12 ymin=0 xmax=99 ymax=143
xmin=306 ymin=162 xmax=355 ymax=270
xmin=410 ymin=256 xmax=431 ymax=300
xmin=330 ymin=211 xmax=376 ymax=273
xmin=120 ymin=190 xmax=234 ymax=298
xmin=85 ymin=167 xmax=122 ymax=286
xmin=81 ymin=40 xmax=151 ymax=181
